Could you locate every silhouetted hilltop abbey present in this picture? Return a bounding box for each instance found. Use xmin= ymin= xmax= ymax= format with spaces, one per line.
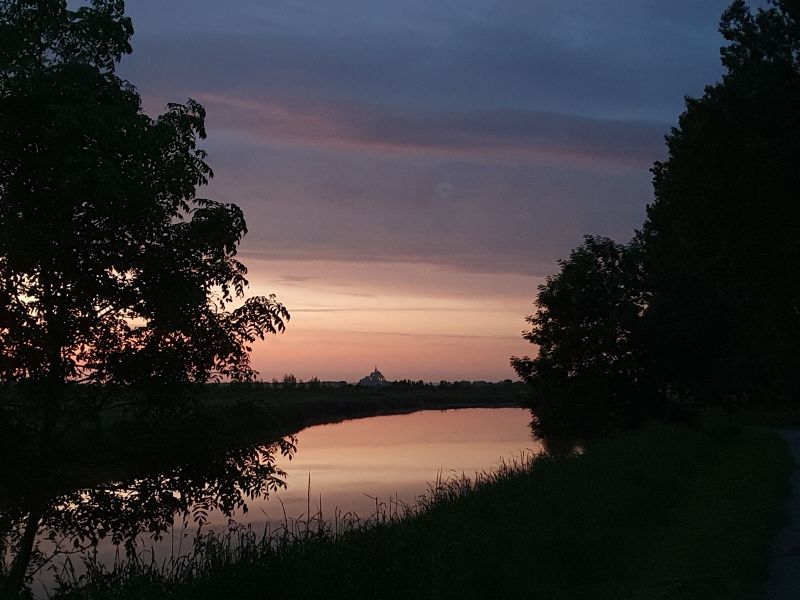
xmin=358 ymin=367 xmax=390 ymax=387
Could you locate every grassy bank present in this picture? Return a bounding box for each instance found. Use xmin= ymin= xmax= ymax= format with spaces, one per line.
xmin=52 ymin=423 xmax=793 ymax=600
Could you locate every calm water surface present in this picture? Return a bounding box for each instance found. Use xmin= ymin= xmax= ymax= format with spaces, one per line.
xmin=9 ymin=407 xmax=535 ymax=595
xmin=226 ymin=407 xmax=537 ymax=525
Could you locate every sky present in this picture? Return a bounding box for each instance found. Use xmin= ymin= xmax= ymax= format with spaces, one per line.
xmin=118 ymin=0 xmax=733 ymax=382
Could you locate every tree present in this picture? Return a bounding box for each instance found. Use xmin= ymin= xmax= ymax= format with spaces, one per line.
xmin=514 ymin=1 xmax=800 ymax=436
xmin=0 ymin=429 xmax=296 ymax=597
xmin=511 ymin=236 xmax=649 ymax=435
xmin=0 ymin=0 xmax=289 ymax=445
xmin=640 ymin=0 xmax=800 ymax=405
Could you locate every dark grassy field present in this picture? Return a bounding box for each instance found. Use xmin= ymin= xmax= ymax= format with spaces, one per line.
xmin=51 ymin=423 xmax=793 ymax=600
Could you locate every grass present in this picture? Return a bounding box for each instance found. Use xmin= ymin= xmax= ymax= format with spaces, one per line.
xmin=50 ymin=423 xmax=793 ymax=600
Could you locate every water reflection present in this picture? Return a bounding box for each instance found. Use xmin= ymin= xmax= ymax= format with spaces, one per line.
xmin=258 ymin=408 xmax=538 ymax=523
xmin=0 ymin=438 xmax=295 ymax=596
xmin=1 ymin=407 xmax=533 ymax=596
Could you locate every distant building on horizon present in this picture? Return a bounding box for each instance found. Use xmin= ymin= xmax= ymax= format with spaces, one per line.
xmin=358 ymin=366 xmax=390 ymax=387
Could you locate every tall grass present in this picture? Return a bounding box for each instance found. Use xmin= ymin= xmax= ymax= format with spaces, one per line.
xmin=49 ymin=455 xmax=533 ymax=596
xmin=49 ymin=424 xmax=792 ymax=600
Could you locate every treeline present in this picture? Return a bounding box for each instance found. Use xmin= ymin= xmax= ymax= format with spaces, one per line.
xmin=223 ymin=377 xmax=521 ymax=391
xmin=513 ymin=0 xmax=800 ymax=436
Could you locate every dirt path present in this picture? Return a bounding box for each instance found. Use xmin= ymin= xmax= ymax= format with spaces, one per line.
xmin=765 ymin=429 xmax=800 ymax=599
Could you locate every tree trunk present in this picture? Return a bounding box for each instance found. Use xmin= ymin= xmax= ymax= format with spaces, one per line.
xmin=3 ymin=505 xmax=42 ymax=599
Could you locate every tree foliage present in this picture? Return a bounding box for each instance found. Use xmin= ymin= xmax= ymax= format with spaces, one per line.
xmin=514 ymin=0 xmax=800 ymax=434
xmin=641 ymin=0 xmax=800 ymax=404
xmin=512 ymin=237 xmax=648 ymax=435
xmin=0 ymin=1 xmax=289 ymax=433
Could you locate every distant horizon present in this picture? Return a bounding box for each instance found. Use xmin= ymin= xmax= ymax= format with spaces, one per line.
xmin=250 ymin=369 xmax=521 ymax=385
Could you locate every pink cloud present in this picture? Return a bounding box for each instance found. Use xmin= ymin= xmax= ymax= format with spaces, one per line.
xmin=197 ymin=92 xmax=666 ymax=170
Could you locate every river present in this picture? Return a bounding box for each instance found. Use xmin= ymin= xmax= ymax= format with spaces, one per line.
xmin=220 ymin=407 xmax=537 ymax=526
xmin=3 ymin=407 xmax=535 ymax=595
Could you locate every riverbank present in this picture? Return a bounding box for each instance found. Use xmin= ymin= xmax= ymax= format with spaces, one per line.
xmin=201 ymin=381 xmax=527 ymax=443
xmin=2 ymin=383 xmax=526 ymax=489
xmin=51 ymin=423 xmax=793 ymax=600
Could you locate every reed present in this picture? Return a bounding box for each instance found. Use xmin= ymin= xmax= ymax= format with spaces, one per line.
xmin=49 ymin=424 xmax=792 ymax=600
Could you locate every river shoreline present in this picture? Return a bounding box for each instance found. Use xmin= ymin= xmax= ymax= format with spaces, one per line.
xmin=48 ymin=423 xmax=793 ymax=600
xmin=1 ymin=383 xmax=528 ymax=501
xmin=7 ymin=389 xmax=796 ymax=599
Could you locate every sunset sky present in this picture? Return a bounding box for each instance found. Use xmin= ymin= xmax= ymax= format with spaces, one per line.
xmin=119 ymin=1 xmax=732 ymax=382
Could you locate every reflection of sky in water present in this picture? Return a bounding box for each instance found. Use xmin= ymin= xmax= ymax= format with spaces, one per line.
xmin=34 ymin=407 xmax=534 ymax=594
xmin=220 ymin=407 xmax=536 ymax=525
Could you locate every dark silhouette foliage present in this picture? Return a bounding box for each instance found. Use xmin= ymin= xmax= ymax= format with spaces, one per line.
xmin=511 ymin=237 xmax=649 ymax=435
xmin=0 ymin=3 xmax=291 ymax=593
xmin=0 ymin=435 xmax=295 ymax=597
xmin=0 ymin=0 xmax=289 ymax=441
xmin=641 ymin=0 xmax=800 ymax=405
xmin=514 ymin=0 xmax=800 ymax=434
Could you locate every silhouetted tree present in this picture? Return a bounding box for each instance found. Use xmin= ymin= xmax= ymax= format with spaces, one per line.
xmin=640 ymin=0 xmax=800 ymax=406
xmin=514 ymin=1 xmax=800 ymax=435
xmin=282 ymin=374 xmax=297 ymax=389
xmin=0 ymin=436 xmax=296 ymax=597
xmin=511 ymin=236 xmax=649 ymax=435
xmin=0 ymin=1 xmax=289 ymax=446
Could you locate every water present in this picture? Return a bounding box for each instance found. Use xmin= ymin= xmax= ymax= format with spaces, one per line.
xmin=225 ymin=407 xmax=538 ymax=525
xmin=2 ymin=407 xmax=535 ymax=594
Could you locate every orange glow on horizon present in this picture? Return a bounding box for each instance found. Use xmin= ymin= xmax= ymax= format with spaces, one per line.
xmin=242 ymin=258 xmax=539 ymax=382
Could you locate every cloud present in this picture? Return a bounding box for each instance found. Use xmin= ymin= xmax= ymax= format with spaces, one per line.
xmin=113 ymin=0 xmax=737 ymax=380
xmin=121 ymin=0 xmax=727 ymax=122
xmin=195 ymin=93 xmax=667 ymax=169
xmin=274 ymin=275 xmax=318 ymax=285
xmin=291 ymin=307 xmax=491 ymax=313
xmin=213 ymin=141 xmax=652 ymax=278
xmin=176 ymin=92 xmax=663 ymax=279
xmin=348 ymin=330 xmax=519 ymax=340
xmin=115 ymin=0 xmax=727 ymax=280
